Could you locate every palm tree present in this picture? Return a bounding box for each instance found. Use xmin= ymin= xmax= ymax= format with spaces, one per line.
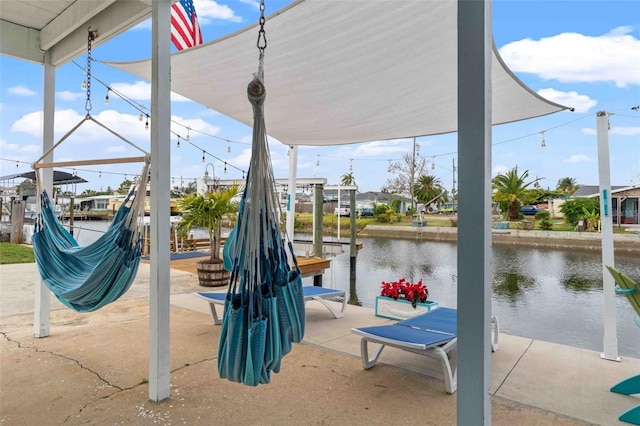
xmin=176 ymin=185 xmax=240 ymax=263
xmin=414 ymin=174 xmax=444 ymax=209
xmin=492 ymin=167 xmax=540 ymax=221
xmin=557 ymin=177 xmax=578 ymax=195
xmin=340 ymin=172 xmax=356 ymax=186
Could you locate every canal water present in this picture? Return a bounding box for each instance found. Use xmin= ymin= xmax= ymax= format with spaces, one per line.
xmin=62 ymin=221 xmax=639 ymax=358
xmin=315 ymin=236 xmax=640 ymax=358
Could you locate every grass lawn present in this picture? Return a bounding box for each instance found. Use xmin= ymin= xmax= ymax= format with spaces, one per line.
xmin=0 ymin=242 xmax=35 ymax=264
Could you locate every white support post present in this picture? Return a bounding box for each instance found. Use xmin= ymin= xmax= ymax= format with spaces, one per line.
xmin=286 ymin=145 xmax=298 ymax=244
xmin=457 ymin=1 xmax=492 ymax=424
xmin=596 ymin=111 xmax=619 ymax=362
xmin=149 ymin=0 xmax=172 ymax=402
xmin=34 ymin=51 xmax=55 ymax=338
xmin=337 ymin=187 xmax=341 ymax=240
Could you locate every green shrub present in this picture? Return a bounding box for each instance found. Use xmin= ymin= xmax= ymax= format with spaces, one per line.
xmin=534 ymin=210 xmax=550 ymax=221
xmin=538 ymin=220 xmax=553 ymax=231
xmin=560 ymin=198 xmax=600 ymax=226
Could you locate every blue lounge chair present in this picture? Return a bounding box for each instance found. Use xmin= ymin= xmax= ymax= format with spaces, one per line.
xmin=606 ymin=265 xmax=640 ymax=425
xmin=351 ymin=307 xmax=499 ymax=394
xmin=195 ymin=286 xmax=347 ymax=325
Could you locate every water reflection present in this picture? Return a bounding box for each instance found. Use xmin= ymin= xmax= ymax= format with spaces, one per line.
xmin=560 ymin=274 xmax=601 ymax=293
xmin=493 ymin=272 xmax=537 ymax=304
xmin=316 ymin=235 xmax=640 ymax=358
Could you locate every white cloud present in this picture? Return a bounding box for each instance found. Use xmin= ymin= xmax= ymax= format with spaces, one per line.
xmin=340 ymin=140 xmax=411 ymax=158
xmin=11 ymin=110 xmax=43 ymax=136
xmin=582 ymin=126 xmax=640 ymax=136
xmin=0 ymin=139 xmax=21 ymax=153
xmin=57 ymin=91 xmax=84 ymax=101
xmin=105 ymin=145 xmax=126 ymax=153
xmin=110 ymin=81 xmax=192 ymax=102
xmin=611 ymin=126 xmax=640 ymax=136
xmin=492 ymin=165 xmax=510 ymax=176
xmin=11 ymin=109 xmax=151 ymax=146
xmin=499 ymin=26 xmax=640 ymax=88
xmin=8 ymin=85 xmax=36 ymax=96
xmin=170 ymin=115 xmax=220 ymax=138
xmin=238 ymin=0 xmax=260 ymax=9
xmin=195 ymin=0 xmax=243 ymax=24
xmin=537 ymin=88 xmax=597 ymax=113
xmin=0 ymin=139 xmax=39 ymax=156
xmin=563 ymin=154 xmax=593 ymax=163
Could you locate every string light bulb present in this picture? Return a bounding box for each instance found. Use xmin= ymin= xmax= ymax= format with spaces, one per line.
xmin=242 ymin=171 xmax=245 ymax=179
xmin=349 ymin=159 xmax=353 ymax=172
xmin=227 ymin=141 xmax=231 ymax=153
xmin=81 ymin=79 xmax=87 ymax=89
xmin=224 ymin=162 xmax=227 ymax=174
xmin=139 ymin=112 xmax=144 ymax=122
xmin=145 ymin=115 xmax=149 ymax=130
xmin=202 ymin=151 xmax=205 ymax=162
xmin=104 ymin=88 xmax=110 ymax=105
xmin=99 ymin=171 xmax=102 ymax=178
xmin=316 ymin=155 xmax=320 ymax=167
xmin=185 ymin=127 xmax=190 ymax=142
xmin=176 ymin=136 xmax=181 ymax=148
xmin=540 ymin=131 xmax=546 ymax=148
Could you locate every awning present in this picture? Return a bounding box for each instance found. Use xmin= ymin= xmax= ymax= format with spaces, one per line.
xmin=0 ymin=170 xmax=88 ymax=185
xmin=106 ymin=0 xmax=567 ymax=146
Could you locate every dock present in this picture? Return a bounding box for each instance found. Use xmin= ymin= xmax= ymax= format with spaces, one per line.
xmin=145 ymin=253 xmax=331 ymax=286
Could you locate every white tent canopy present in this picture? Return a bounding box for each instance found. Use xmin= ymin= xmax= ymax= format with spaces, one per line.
xmin=107 ymin=0 xmax=567 ymax=146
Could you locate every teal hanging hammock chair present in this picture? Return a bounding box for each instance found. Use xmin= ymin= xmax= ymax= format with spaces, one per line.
xmin=217 ymin=2 xmax=305 ymax=386
xmin=32 ymin=160 xmax=150 ymax=312
xmin=30 ymin=27 xmax=152 ymax=313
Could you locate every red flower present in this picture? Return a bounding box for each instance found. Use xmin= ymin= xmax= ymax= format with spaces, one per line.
xmin=380 ymin=278 xmax=429 ymax=308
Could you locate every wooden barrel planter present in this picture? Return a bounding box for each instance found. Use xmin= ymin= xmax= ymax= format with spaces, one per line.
xmin=195 ymin=259 xmax=230 ymax=287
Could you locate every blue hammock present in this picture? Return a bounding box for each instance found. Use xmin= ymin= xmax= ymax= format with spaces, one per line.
xmin=32 ymin=161 xmax=150 ymax=312
xmin=218 ymin=69 xmax=305 ymax=387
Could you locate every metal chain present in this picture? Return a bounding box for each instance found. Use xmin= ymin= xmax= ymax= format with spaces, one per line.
xmin=85 ymin=29 xmax=97 ymax=113
xmin=257 ymin=0 xmax=267 ymax=56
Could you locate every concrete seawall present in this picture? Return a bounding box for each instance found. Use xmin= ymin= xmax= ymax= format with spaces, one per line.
xmin=359 ymin=224 xmax=640 ymax=254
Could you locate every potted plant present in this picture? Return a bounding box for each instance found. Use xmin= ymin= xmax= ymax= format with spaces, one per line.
xmin=176 ymin=185 xmax=240 ymax=286
xmin=375 ymin=278 xmax=439 ymax=320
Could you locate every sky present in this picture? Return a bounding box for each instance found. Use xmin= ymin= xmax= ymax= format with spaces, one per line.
xmin=1 ymin=0 xmax=639 ymax=195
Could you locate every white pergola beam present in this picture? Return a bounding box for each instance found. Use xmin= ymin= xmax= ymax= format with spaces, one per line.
xmin=0 ymin=19 xmax=44 ymax=64
xmin=40 ymin=0 xmax=116 ymax=51
xmin=34 ymin=50 xmax=55 ymax=338
xmin=48 ymin=0 xmax=150 ymax=66
xmin=148 ymin=0 xmax=172 ymax=402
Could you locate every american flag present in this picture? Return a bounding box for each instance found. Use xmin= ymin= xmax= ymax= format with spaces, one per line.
xmin=171 ymin=0 xmax=203 ymax=50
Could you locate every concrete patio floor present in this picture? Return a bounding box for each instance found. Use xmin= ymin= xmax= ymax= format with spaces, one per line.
xmin=1 ymin=262 xmax=638 ymax=425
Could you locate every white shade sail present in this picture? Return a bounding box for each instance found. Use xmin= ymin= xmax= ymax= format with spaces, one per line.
xmin=106 ymin=0 xmax=567 ymax=146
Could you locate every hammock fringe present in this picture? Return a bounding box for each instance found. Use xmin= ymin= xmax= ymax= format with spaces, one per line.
xmin=218 ymin=72 xmax=305 ymax=386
